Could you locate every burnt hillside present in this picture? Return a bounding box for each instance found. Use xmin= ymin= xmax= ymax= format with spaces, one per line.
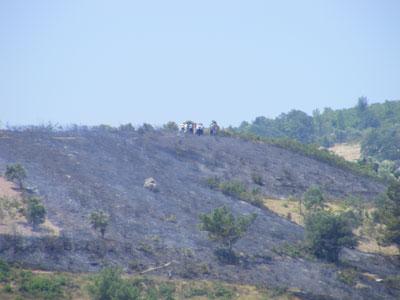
xmin=0 ymin=129 xmax=396 ymax=300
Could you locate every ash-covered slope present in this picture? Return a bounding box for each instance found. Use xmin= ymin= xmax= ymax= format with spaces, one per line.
xmin=0 ymin=129 xmax=395 ymax=300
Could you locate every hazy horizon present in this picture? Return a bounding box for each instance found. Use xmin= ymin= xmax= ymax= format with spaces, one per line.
xmin=1 ymin=1 xmax=399 ymax=127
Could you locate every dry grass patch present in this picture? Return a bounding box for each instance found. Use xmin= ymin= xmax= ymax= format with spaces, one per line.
xmin=0 ymin=177 xmax=60 ymax=237
xmin=263 ymin=198 xmax=399 ymax=256
xmin=328 ymin=143 xmax=361 ymax=162
xmin=263 ymin=198 xmax=303 ymax=225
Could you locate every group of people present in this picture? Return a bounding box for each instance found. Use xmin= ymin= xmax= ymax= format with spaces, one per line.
xmin=179 ymin=120 xmax=220 ymax=136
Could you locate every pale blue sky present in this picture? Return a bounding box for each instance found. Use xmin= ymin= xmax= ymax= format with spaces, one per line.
xmin=1 ymin=1 xmax=399 ymax=127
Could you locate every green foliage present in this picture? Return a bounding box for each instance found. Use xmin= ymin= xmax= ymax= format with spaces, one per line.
xmin=272 ymin=242 xmax=312 ymax=260
xmin=378 ymin=181 xmax=400 ymax=248
xmin=88 ymin=267 xmax=140 ymax=300
xmin=205 ymin=178 xmax=263 ymax=207
xmin=236 ymin=99 xmax=400 ymax=165
xmin=19 ymin=271 xmax=68 ymax=300
xmin=26 ymin=197 xmax=46 ymax=228
xmin=204 ymin=176 xmax=221 ymax=189
xmin=305 ymin=211 xmax=357 ymax=262
xmin=137 ymin=123 xmax=154 ymax=134
xmin=303 ymin=186 xmax=326 ymax=212
xmin=337 ymin=268 xmax=358 ymax=286
xmin=218 ymin=181 xmax=247 ymax=198
xmin=163 ymin=121 xmax=179 ymax=132
xmin=362 ymin=124 xmax=400 ymax=161
xmin=0 ymin=259 xmax=10 ymax=282
xmin=199 ymin=206 xmax=256 ymax=252
xmin=5 ymin=163 xmax=27 ymax=189
xmin=90 ymin=210 xmax=109 ymax=238
xmin=251 ymin=173 xmax=264 ymax=186
xmin=227 ymin=131 xmax=381 ymax=182
xmin=183 ymin=282 xmax=235 ymax=299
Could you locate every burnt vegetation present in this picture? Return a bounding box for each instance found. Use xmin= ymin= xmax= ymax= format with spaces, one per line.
xmin=0 ymin=121 xmax=398 ymax=299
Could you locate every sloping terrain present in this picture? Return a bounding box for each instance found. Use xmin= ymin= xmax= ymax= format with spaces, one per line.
xmin=0 ymin=129 xmax=396 ymax=300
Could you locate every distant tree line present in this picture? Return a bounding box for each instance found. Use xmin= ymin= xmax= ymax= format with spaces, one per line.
xmin=236 ymin=98 xmax=400 ymax=162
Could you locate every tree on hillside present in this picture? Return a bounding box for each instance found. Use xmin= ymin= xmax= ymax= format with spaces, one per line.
xmin=305 ymin=210 xmax=357 ymax=262
xmin=362 ymin=125 xmax=400 ymax=161
xmin=356 ymin=97 xmax=380 ymax=129
xmin=199 ymin=206 xmax=256 ymax=263
xmin=90 ymin=210 xmax=109 ymax=238
xmin=163 ymin=121 xmax=179 ymax=132
xmin=26 ymin=197 xmax=46 ymax=229
xmin=277 ymin=110 xmax=315 ymax=144
xmin=378 ymin=181 xmax=400 ymax=250
xmin=303 ymin=186 xmax=326 ymax=212
xmin=356 ymin=97 xmax=368 ymax=114
xmin=5 ymin=164 xmax=27 ymax=189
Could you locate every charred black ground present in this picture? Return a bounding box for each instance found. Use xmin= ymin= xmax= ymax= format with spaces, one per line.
xmin=0 ymin=129 xmax=397 ymax=300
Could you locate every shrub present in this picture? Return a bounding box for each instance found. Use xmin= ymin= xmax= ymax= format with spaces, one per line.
xmin=26 ymin=197 xmax=46 ymax=228
xmin=251 ymin=173 xmax=264 ymax=186
xmin=0 ymin=259 xmax=10 ymax=282
xmin=199 ymin=206 xmax=256 ymax=263
xmin=19 ymin=271 xmax=67 ymax=300
xmin=337 ymin=268 xmax=358 ymax=286
xmin=206 ymin=178 xmax=264 ymax=208
xmin=305 ymin=211 xmax=357 ymax=262
xmin=205 ymin=177 xmax=221 ymax=189
xmin=378 ymin=181 xmax=400 ymax=249
xmin=5 ymin=164 xmax=27 ymax=189
xmin=303 ymin=186 xmax=326 ymax=212
xmin=89 ymin=211 xmax=109 ymax=238
xmin=88 ymin=267 xmax=139 ymax=300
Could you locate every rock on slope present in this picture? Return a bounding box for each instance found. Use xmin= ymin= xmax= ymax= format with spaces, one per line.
xmin=0 ymin=129 xmax=395 ymax=300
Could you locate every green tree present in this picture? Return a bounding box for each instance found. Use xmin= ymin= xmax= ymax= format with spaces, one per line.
xmin=378 ymin=181 xmax=400 ymax=249
xmin=88 ymin=267 xmax=139 ymax=300
xmin=90 ymin=211 xmax=109 ymax=238
xmin=356 ymin=96 xmax=368 ymax=114
xmin=277 ymin=110 xmax=315 ymax=143
xmin=4 ymin=164 xmax=27 ymax=189
xmin=199 ymin=206 xmax=256 ymax=262
xmin=362 ymin=125 xmax=400 ymax=161
xmin=303 ymin=186 xmax=326 ymax=212
xmin=305 ymin=211 xmax=356 ymax=262
xmin=163 ymin=121 xmax=179 ymax=132
xmin=26 ymin=197 xmax=46 ymax=229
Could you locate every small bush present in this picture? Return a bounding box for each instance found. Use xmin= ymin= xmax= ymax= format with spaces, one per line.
xmin=2 ymin=283 xmax=13 ymax=293
xmin=26 ymin=197 xmax=46 ymax=228
xmin=251 ymin=173 xmax=264 ymax=186
xmin=0 ymin=259 xmax=10 ymax=282
xmin=272 ymin=242 xmax=312 ymax=259
xmin=88 ymin=267 xmax=140 ymax=300
xmin=337 ymin=268 xmax=358 ymax=286
xmin=205 ymin=177 xmax=221 ymax=189
xmin=19 ymin=271 xmax=67 ymax=300
xmin=89 ymin=210 xmax=109 ymax=238
xmin=205 ymin=178 xmax=264 ymax=208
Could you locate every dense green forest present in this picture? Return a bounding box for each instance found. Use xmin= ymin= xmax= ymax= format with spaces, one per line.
xmin=235 ymin=98 xmax=400 ymax=163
